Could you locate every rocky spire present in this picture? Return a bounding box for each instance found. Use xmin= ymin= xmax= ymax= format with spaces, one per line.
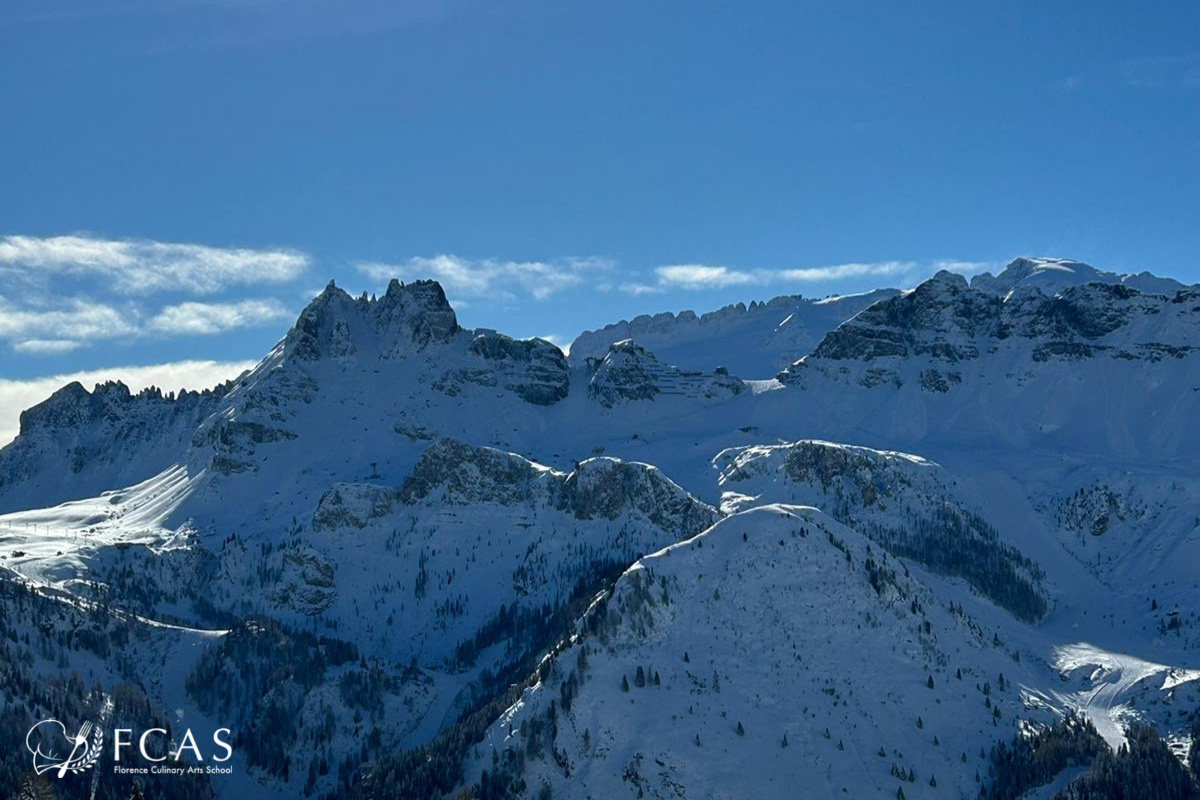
xmin=284 ymin=278 xmax=460 ymax=361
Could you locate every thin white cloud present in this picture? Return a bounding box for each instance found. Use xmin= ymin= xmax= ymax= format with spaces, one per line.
xmin=149 ymin=299 xmax=291 ymax=335
xmin=648 ymin=260 xmax=1003 ymax=291
xmin=654 ymin=264 xmax=757 ymax=289
xmin=0 ymin=294 xmax=292 ymax=351
xmin=0 ymin=359 xmax=256 ymax=446
xmin=0 ymin=297 xmax=138 ymax=342
xmin=618 ymin=282 xmax=664 ymax=296
xmin=651 ymin=260 xmax=922 ymax=290
xmin=12 ymin=339 xmax=85 ymax=355
xmin=777 ymin=261 xmax=915 ymax=282
xmin=357 ymin=254 xmax=613 ymax=301
xmin=0 ymin=234 xmax=310 ymax=295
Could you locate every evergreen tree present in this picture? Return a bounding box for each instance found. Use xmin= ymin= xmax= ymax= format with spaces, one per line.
xmin=1189 ymin=709 xmax=1200 ymax=777
xmin=981 ymin=713 xmax=1104 ymax=800
xmin=1053 ymin=724 xmax=1197 ymax=800
xmin=16 ymin=774 xmax=56 ymax=800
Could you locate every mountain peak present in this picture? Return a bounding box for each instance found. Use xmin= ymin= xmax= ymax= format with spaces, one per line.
xmin=1005 ymin=256 xmax=1093 ymax=276
xmin=971 ymin=256 xmax=1184 ymax=296
xmin=588 ymin=339 xmax=746 ymax=406
xmin=286 ymin=277 xmax=459 ymax=361
xmin=925 ymin=269 xmax=970 ymax=291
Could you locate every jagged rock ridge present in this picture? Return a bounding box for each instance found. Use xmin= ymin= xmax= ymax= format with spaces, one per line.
xmin=570 ymin=288 xmax=899 ymax=377
xmin=0 ymin=379 xmax=235 ymax=513
xmin=587 ymin=340 xmax=746 ymax=407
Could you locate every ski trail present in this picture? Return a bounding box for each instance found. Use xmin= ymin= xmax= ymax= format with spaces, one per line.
xmin=1051 ymin=642 xmax=1200 ymax=749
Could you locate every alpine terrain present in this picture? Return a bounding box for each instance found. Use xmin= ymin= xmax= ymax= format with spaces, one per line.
xmin=2 ymin=257 xmax=1199 ymax=800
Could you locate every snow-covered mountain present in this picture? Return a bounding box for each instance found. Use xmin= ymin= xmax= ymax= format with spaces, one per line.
xmin=1 ymin=257 xmax=1198 ymax=800
xmin=0 ymin=432 xmax=718 ymax=798
xmin=970 ymin=256 xmax=1187 ymax=297
xmin=713 ymin=440 xmax=1047 ymax=621
xmin=776 ymin=266 xmax=1200 ymax=456
xmin=263 ymin=436 xmax=719 ymax=662
xmin=461 ymin=505 xmax=1053 ymax=800
xmin=569 ymin=289 xmax=898 ymax=377
xmin=587 ymin=340 xmax=746 ymax=407
xmin=0 ymin=379 xmax=235 ymax=513
xmin=3 ymin=259 xmax=1192 ymax=519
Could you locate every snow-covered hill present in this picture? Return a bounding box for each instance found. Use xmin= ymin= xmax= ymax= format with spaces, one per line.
xmin=714 ymin=440 xmax=1047 ymax=621
xmin=462 ymin=505 xmax=1055 ymax=799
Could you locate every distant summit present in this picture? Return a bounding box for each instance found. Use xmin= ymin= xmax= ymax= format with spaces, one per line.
xmin=569 ymin=289 xmax=899 ymax=378
xmin=971 ymin=256 xmax=1187 ymax=297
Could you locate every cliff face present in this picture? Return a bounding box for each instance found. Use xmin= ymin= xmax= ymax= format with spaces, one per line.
xmin=587 ymin=340 xmax=745 ymax=407
xmin=790 ymin=261 xmax=1198 ymax=374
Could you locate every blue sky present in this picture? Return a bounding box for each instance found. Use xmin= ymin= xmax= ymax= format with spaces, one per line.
xmin=1 ymin=0 xmax=1198 ymax=412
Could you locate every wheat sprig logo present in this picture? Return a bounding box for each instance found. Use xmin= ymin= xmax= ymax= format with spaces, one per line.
xmin=25 ymin=719 xmax=103 ymax=776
